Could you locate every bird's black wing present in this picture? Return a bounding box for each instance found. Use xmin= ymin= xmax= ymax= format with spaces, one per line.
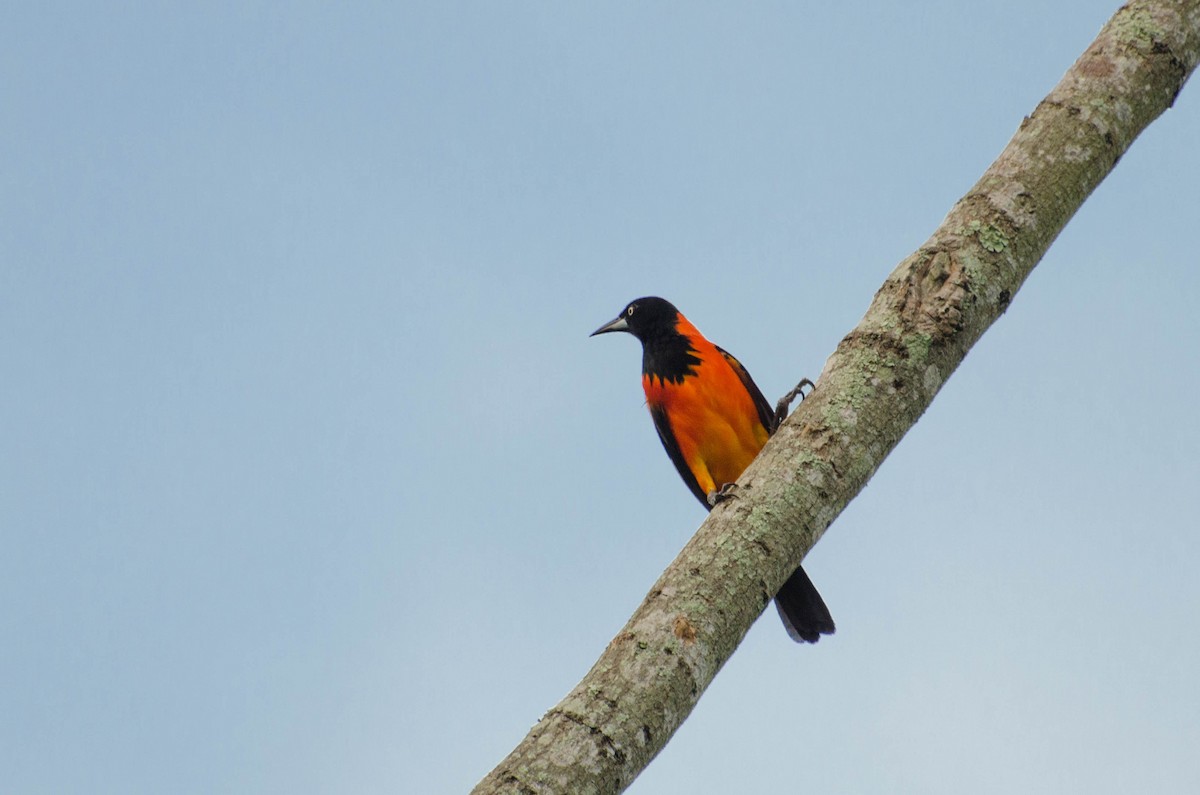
xmin=648 ymin=403 xmax=710 ymax=510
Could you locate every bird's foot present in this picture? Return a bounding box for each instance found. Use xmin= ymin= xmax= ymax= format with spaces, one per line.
xmin=707 ymin=483 xmax=740 ymax=507
xmin=773 ymin=378 xmax=815 ymax=429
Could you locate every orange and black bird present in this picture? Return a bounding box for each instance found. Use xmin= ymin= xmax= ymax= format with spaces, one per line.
xmin=592 ymin=296 xmax=834 ymax=643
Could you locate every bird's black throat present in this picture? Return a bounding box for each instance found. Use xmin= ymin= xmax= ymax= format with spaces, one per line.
xmin=641 ymin=328 xmax=701 ymax=386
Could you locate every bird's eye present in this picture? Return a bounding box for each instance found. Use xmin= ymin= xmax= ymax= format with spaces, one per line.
xmin=627 ymin=305 xmax=635 ymax=316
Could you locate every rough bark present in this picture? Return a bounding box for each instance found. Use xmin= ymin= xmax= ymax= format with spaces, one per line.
xmin=473 ymin=2 xmax=1200 ymax=793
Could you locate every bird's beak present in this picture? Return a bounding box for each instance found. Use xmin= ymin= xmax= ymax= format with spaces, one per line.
xmin=590 ymin=315 xmax=629 ymax=337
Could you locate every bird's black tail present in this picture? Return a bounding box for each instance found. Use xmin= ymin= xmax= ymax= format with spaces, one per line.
xmin=774 ymin=565 xmax=835 ymax=643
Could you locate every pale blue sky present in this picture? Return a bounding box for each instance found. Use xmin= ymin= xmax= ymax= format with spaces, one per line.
xmin=3 ymin=3 xmax=1198 ymax=793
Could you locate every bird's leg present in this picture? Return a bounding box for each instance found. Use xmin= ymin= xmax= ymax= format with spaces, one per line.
xmin=707 ymin=482 xmax=739 ymax=507
xmin=773 ymin=378 xmax=815 ymax=429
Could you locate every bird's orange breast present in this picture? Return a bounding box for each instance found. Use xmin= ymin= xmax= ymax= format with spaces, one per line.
xmin=642 ymin=336 xmax=770 ymax=497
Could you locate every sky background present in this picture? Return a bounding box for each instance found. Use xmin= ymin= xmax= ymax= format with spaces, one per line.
xmin=3 ymin=2 xmax=1198 ymax=793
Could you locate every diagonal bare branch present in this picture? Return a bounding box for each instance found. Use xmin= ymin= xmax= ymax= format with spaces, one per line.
xmin=473 ymin=2 xmax=1200 ymax=792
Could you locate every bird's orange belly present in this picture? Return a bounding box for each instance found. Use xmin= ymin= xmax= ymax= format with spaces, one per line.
xmin=646 ymin=376 xmax=769 ymax=496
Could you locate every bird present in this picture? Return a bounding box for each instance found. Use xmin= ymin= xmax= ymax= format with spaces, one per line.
xmin=591 ymin=296 xmax=834 ymax=643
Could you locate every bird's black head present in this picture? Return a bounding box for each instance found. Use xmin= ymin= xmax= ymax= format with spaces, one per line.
xmin=592 ymin=296 xmax=701 ymax=385
xmin=590 ymin=296 xmax=680 ymax=342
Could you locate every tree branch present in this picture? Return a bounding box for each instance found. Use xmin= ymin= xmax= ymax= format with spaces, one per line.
xmin=473 ymin=2 xmax=1200 ymax=793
